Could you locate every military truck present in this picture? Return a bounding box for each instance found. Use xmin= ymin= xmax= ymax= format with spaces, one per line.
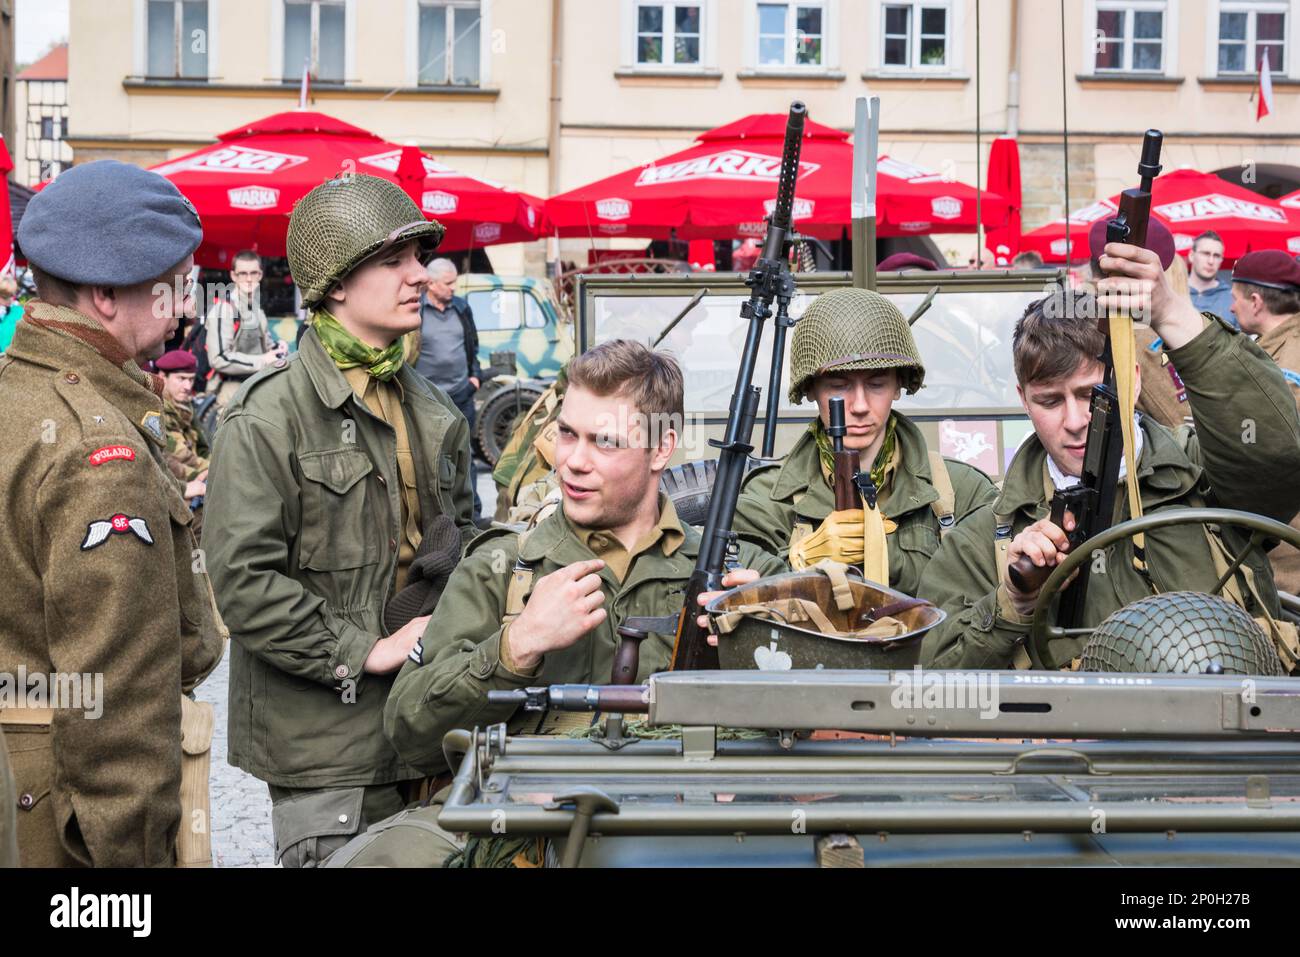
xmin=440 ymin=267 xmax=1300 ymax=867
xmin=457 ymin=273 xmax=573 ymax=465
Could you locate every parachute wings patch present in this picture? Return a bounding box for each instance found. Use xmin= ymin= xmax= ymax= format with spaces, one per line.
xmin=81 ymin=514 xmax=155 ymax=550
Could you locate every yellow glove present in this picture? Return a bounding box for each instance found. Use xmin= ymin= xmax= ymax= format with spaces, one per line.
xmin=789 ymin=506 xmax=890 ymax=585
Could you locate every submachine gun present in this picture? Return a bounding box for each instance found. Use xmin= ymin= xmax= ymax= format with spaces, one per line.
xmin=1008 ymin=129 xmax=1163 ymax=629
xmin=666 ymin=100 xmax=808 ymax=671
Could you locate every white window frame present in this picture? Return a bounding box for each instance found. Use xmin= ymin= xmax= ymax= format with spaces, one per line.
xmin=272 ymin=0 xmax=356 ymax=84
xmin=1210 ymin=1 xmax=1292 ymax=76
xmin=878 ymin=0 xmax=953 ymax=72
xmin=133 ymin=0 xmax=217 ymax=80
xmin=620 ymin=0 xmax=718 ymax=70
xmin=624 ymin=1 xmax=706 ymax=69
xmin=404 ymin=0 xmax=487 ymax=87
xmin=1083 ymin=0 xmax=1175 ymax=76
xmin=744 ymin=0 xmax=840 ymax=71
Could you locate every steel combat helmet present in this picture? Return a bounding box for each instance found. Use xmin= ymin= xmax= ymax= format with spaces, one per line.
xmin=287 ymin=173 xmax=444 ymax=309
xmin=787 ymin=287 xmax=926 ymax=403
xmin=1081 ymin=592 xmax=1284 ymax=676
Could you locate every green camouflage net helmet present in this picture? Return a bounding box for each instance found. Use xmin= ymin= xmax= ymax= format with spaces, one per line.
xmin=1081 ymin=592 xmax=1284 ymax=676
xmin=787 ymin=288 xmax=925 ymax=403
xmin=287 ymin=173 xmax=444 ymax=309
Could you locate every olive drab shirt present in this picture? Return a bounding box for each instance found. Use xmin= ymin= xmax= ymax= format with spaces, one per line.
xmin=203 ymin=327 xmax=477 ymax=789
xmin=383 ymin=497 xmax=787 ymax=774
xmin=1255 ymin=312 xmax=1300 ymax=596
xmin=732 ymin=413 xmax=998 ymax=598
xmin=0 ymin=315 xmax=225 ymax=867
xmin=918 ymin=317 xmax=1300 ymax=670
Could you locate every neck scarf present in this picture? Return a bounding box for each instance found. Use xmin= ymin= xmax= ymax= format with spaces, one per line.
xmin=813 ymin=413 xmax=898 ymax=492
xmin=312 ymin=308 xmax=405 ymax=381
xmin=24 ymin=301 xmax=163 ymax=397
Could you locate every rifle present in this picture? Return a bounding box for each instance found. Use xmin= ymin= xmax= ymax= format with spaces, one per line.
xmin=668 ymin=101 xmax=807 ymax=671
xmin=827 ymin=397 xmax=860 ymax=511
xmin=1008 ymin=130 xmax=1163 ymax=628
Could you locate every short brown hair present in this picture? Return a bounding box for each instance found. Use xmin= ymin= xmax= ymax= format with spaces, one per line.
xmin=1013 ymin=289 xmax=1105 ymax=386
xmin=1235 ymin=281 xmax=1300 ymax=317
xmin=1192 ymin=230 xmax=1223 ymax=251
xmin=566 ymin=339 xmax=684 ymax=424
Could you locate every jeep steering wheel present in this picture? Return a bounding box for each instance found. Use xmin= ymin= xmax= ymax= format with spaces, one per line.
xmin=1026 ymin=507 xmax=1300 ymax=670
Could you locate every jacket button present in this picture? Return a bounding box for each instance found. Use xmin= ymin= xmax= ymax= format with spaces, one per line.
xmin=18 ymin=793 xmax=34 ymax=809
xmin=63 ymin=373 xmax=79 ymax=384
xmin=334 ymin=664 xmax=349 ymax=680
xmin=338 ymin=814 xmax=349 ymax=825
xmin=376 ymin=474 xmax=387 ymax=486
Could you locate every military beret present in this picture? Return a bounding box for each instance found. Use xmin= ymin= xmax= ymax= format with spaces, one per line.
xmin=19 ymin=160 xmax=202 ymax=286
xmin=155 ymin=349 xmax=197 ymax=373
xmin=1232 ymin=250 xmax=1300 ymax=291
xmin=1089 ymin=216 xmax=1175 ymax=271
xmin=878 ymin=252 xmax=937 ymax=272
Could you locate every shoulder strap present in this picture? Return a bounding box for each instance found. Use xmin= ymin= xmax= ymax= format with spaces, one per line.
xmin=503 ymin=527 xmax=535 ymax=625
xmin=991 ymin=514 xmax=1033 ymax=670
xmin=927 ymin=451 xmax=956 ymax=536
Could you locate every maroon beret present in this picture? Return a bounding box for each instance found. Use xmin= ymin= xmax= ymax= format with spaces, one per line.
xmin=878 ymin=252 xmax=937 ymax=272
xmin=155 ymin=349 xmax=197 ymax=373
xmin=1089 ymin=216 xmax=1176 ymax=271
xmin=1232 ymin=250 xmax=1300 ymax=291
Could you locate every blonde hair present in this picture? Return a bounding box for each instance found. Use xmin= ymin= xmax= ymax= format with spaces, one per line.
xmin=566 ymin=339 xmax=684 ymax=423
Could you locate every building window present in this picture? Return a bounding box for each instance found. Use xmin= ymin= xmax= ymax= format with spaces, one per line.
xmin=1218 ymin=3 xmax=1287 ymax=74
xmin=881 ymin=2 xmax=949 ymax=68
xmin=757 ymin=2 xmax=825 ymax=67
xmin=635 ymin=3 xmax=702 ymax=66
xmin=417 ymin=1 xmax=481 ymax=85
xmin=40 ymin=117 xmax=53 ymax=140
xmin=284 ymin=0 xmax=346 ymax=83
xmin=1094 ymin=1 xmax=1166 ymax=72
xmin=146 ymin=0 xmax=208 ymax=78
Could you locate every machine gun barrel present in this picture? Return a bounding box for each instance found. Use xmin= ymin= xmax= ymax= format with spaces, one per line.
xmin=668 ymin=101 xmax=806 ymax=671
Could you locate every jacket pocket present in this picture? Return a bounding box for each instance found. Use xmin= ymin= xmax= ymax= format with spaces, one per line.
xmin=297 ymin=448 xmax=380 ymax=571
xmin=271 ymin=787 xmax=366 ymax=867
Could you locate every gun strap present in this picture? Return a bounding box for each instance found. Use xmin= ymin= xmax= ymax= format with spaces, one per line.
xmin=862 ymin=501 xmax=889 ymax=585
xmin=1109 ymin=311 xmax=1150 ymax=580
xmin=926 ymin=451 xmax=956 ymax=537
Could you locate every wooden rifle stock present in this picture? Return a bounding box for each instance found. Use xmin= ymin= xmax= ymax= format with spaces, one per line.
xmin=828 ymin=396 xmax=860 ymax=511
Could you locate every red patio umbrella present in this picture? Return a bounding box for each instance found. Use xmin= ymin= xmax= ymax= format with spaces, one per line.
xmin=150 ymin=110 xmax=544 ymax=267
xmin=545 ymin=113 xmax=1008 ymax=241
xmin=983 ymin=137 xmax=1021 ymax=266
xmin=1020 ymin=169 xmax=1300 ymax=265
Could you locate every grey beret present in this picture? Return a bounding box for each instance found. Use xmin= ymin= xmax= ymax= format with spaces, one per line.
xmin=19 ymin=160 xmax=203 ymax=286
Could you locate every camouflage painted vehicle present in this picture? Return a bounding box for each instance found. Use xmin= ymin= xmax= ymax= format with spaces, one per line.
xmin=442 ymin=269 xmax=1300 ymax=868
xmin=457 ymin=273 xmax=573 ymax=383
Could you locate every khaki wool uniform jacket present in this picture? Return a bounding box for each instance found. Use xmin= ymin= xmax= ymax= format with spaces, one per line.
xmin=383 ymin=498 xmax=787 ymax=774
xmin=918 ymin=317 xmax=1300 ymax=670
xmin=0 ymin=316 xmax=225 ymax=867
xmin=1254 ymin=312 xmax=1300 ymax=596
xmin=732 ymin=413 xmax=998 ymax=598
xmin=203 ymin=327 xmax=478 ymax=790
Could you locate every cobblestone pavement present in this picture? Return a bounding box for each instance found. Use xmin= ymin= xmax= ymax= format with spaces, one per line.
xmin=203 ymin=470 xmax=499 ymax=867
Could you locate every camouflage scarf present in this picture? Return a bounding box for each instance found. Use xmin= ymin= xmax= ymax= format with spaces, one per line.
xmin=311 ymin=308 xmax=405 ymax=381
xmin=23 ymin=300 xmax=164 ymax=397
xmin=812 ymin=413 xmax=898 ymax=492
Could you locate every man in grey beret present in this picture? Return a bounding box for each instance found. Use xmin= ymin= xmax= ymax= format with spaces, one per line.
xmin=0 ymin=160 xmax=225 ymax=866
